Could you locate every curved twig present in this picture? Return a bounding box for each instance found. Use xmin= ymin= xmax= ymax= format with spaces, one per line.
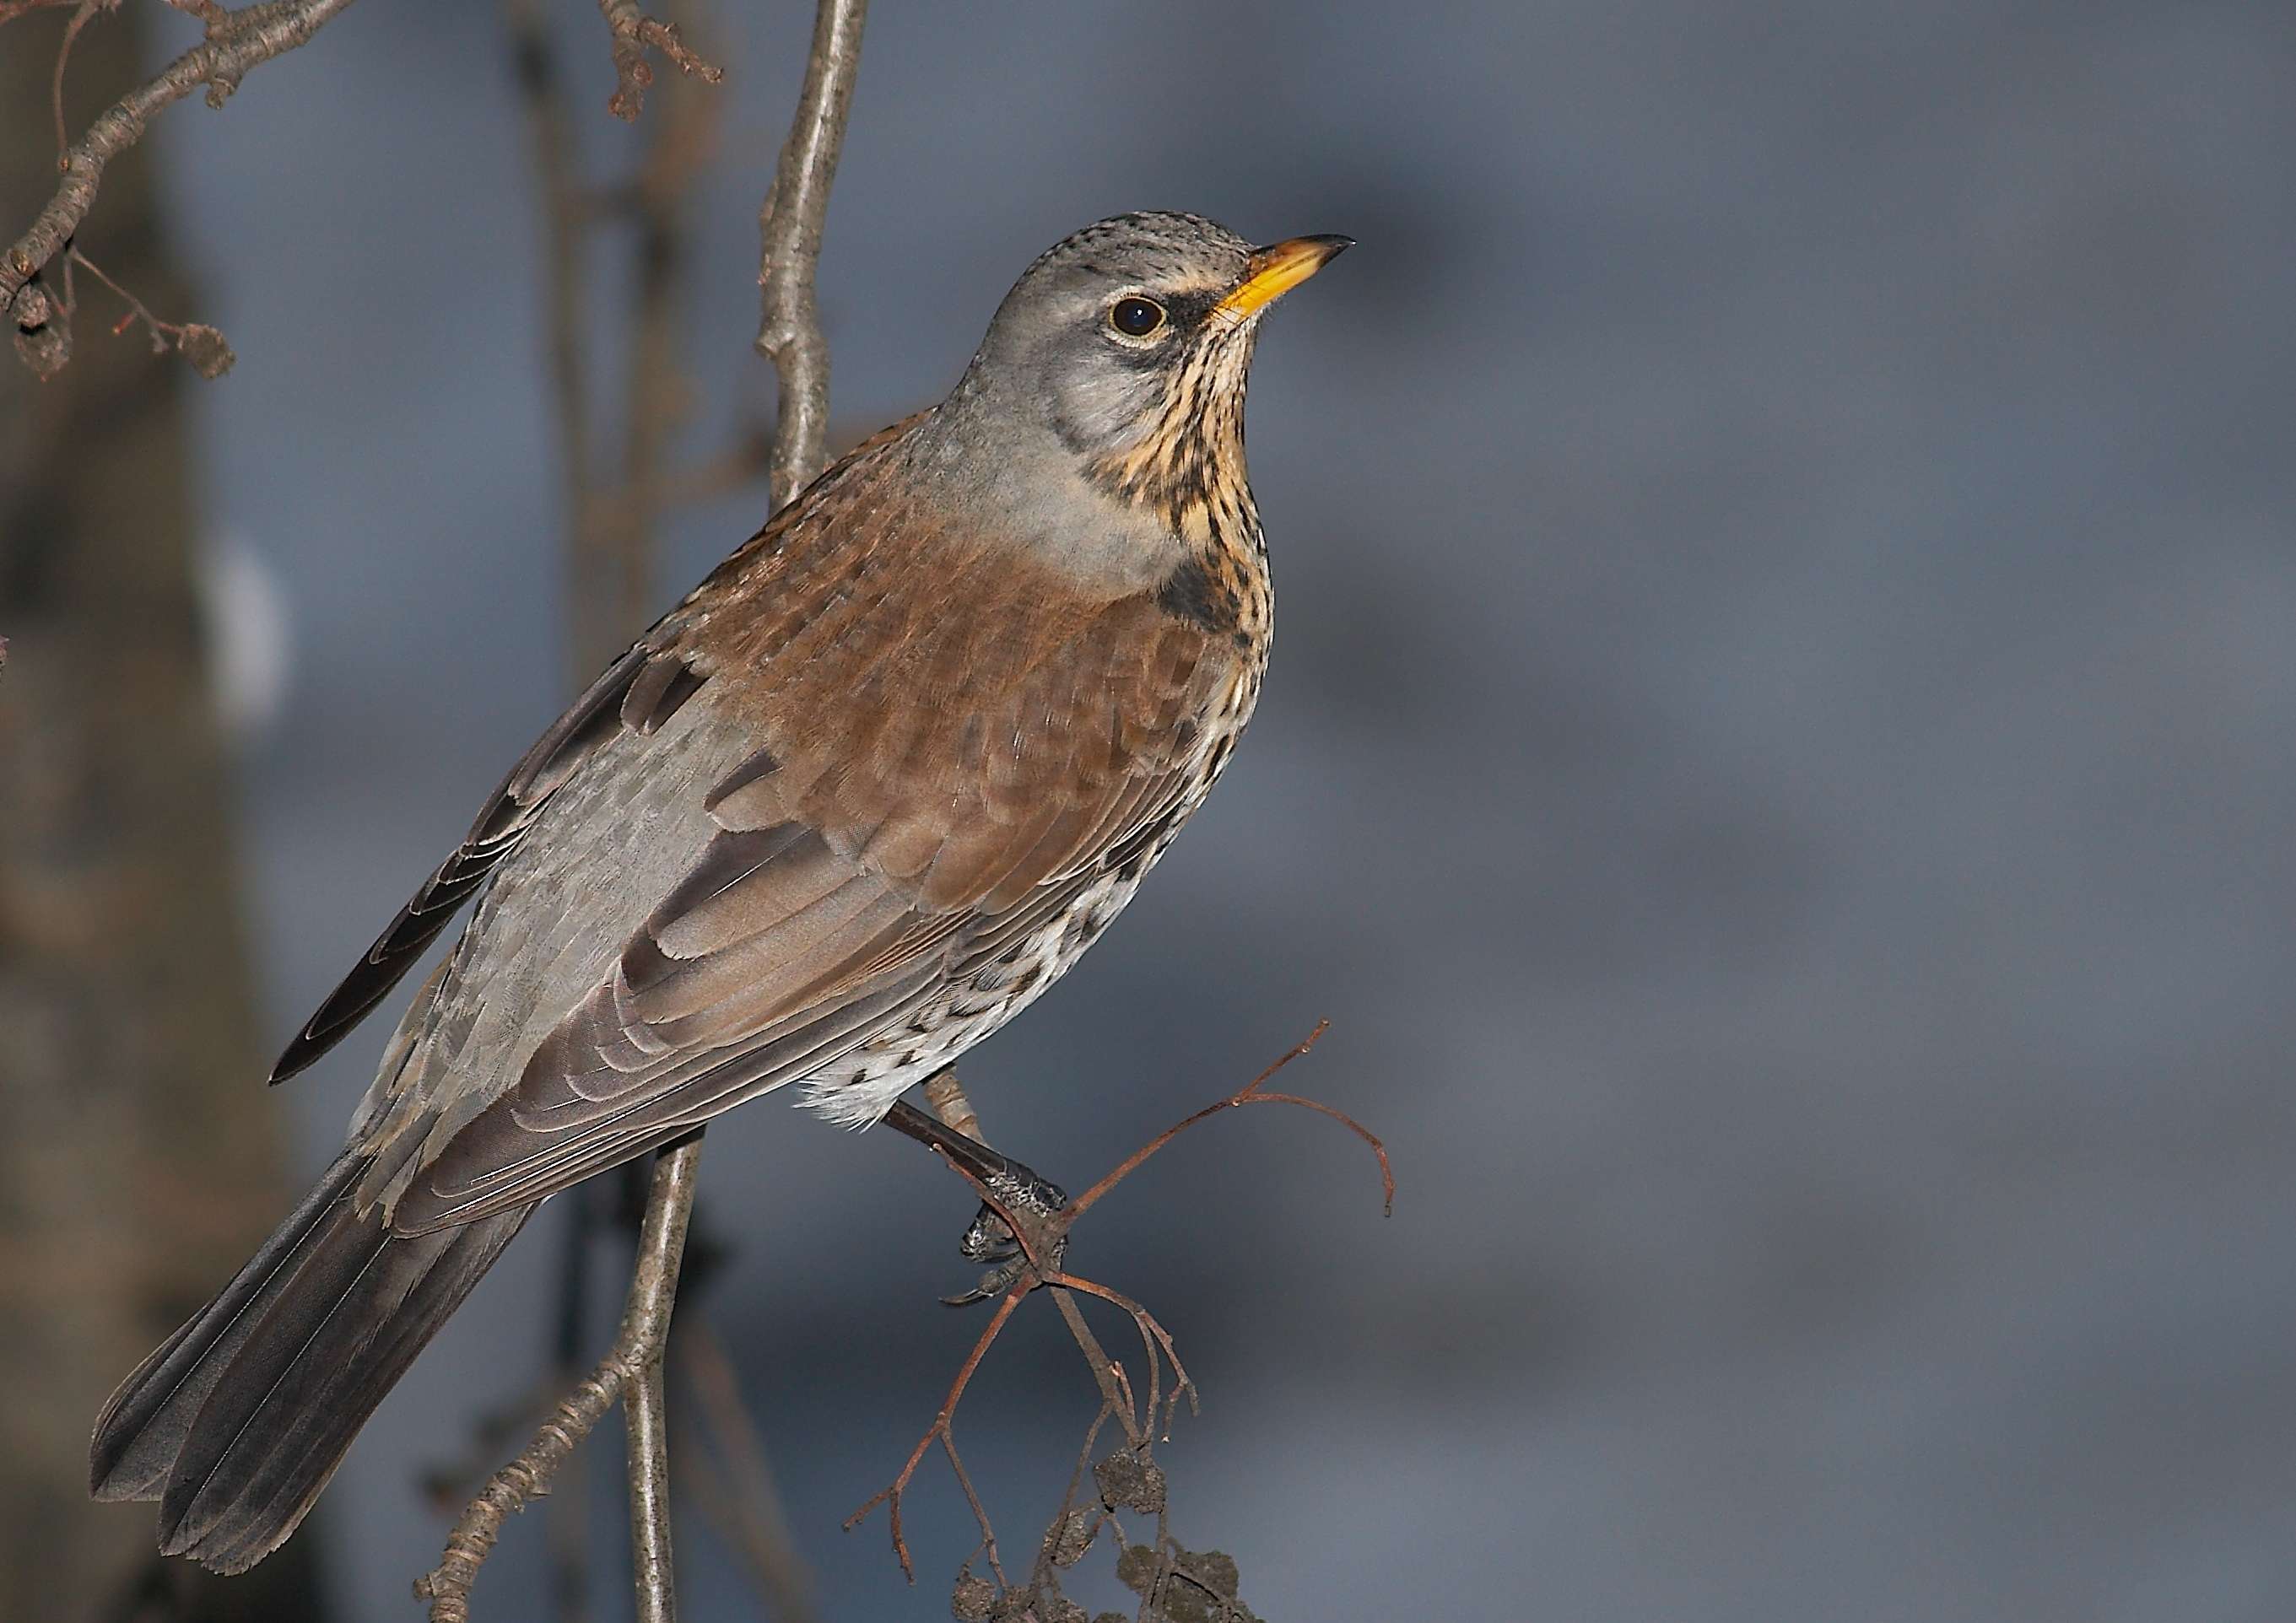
xmin=1067 ymin=1018 xmax=1394 ymax=1221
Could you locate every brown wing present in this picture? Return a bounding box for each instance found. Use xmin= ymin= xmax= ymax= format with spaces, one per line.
xmin=368 ymin=491 xmax=1234 ymax=1233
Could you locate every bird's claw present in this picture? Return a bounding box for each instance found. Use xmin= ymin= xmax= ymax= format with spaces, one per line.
xmin=942 ymin=1229 xmax=1069 ymax=1307
xmin=943 ymin=1168 xmax=1069 ymax=1306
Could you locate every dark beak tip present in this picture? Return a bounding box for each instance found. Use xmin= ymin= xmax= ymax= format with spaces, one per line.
xmin=1307 ymin=234 xmax=1356 ymax=260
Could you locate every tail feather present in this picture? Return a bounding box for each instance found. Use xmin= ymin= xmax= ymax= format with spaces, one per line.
xmin=91 ymin=1152 xmax=371 ymax=1502
xmin=91 ymin=1152 xmax=531 ymax=1574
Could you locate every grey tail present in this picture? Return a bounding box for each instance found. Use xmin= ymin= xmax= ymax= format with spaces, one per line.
xmin=89 ymin=1151 xmax=531 ymax=1574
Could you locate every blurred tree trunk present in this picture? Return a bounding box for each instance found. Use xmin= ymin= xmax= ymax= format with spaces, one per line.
xmin=0 ymin=13 xmax=326 ymax=1621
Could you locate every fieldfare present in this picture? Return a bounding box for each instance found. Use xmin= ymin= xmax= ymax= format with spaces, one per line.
xmin=90 ymin=210 xmax=1350 ymax=1572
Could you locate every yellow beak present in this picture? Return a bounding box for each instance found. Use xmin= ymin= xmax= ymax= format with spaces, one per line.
xmin=1214 ymin=234 xmax=1354 ymax=320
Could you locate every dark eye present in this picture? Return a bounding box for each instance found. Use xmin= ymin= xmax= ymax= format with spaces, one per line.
xmin=1108 ymin=295 xmax=1167 ymax=337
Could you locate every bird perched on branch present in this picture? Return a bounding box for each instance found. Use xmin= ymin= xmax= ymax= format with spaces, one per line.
xmin=90 ymin=211 xmax=1349 ymax=1572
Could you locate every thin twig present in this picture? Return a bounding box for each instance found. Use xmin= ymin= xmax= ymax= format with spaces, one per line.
xmin=755 ymin=0 xmax=867 ymax=508
xmin=1050 ymin=1286 xmax=1145 ymax=1448
xmin=1067 ymin=1019 xmax=1393 ymax=1221
xmin=597 ymin=0 xmax=721 ymax=122
xmin=415 ymin=1137 xmax=705 ymax=1623
xmin=51 ymin=0 xmax=110 ymax=161
xmin=842 ymin=1286 xmax=1026 ymax=1581
xmin=3 ymin=0 xmax=362 ymax=363
xmin=856 ymin=1023 xmax=1389 ymax=1593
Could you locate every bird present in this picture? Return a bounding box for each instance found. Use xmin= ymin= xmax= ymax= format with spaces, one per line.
xmin=89 ymin=210 xmax=1349 ymax=1573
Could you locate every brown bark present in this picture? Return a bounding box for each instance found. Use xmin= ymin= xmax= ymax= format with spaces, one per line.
xmin=0 ymin=11 xmax=324 ymax=1619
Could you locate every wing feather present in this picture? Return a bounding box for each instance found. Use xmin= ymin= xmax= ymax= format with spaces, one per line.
xmin=270 ymin=643 xmax=696 ymax=1083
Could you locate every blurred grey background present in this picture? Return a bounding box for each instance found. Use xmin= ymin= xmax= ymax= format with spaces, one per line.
xmin=30 ymin=0 xmax=2296 ymax=1617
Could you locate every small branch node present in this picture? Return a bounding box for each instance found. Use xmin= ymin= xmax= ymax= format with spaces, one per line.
xmin=597 ymin=0 xmax=723 ymax=122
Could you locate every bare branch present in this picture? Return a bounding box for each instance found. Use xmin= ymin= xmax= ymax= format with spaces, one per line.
xmin=424 ymin=2 xmax=867 ymax=1610
xmin=67 ymin=245 xmax=234 ymax=375
xmin=843 ymin=1286 xmax=1027 ymax=1581
xmin=3 ymin=0 xmax=362 ymax=371
xmin=416 ymin=1138 xmax=705 ymax=1623
xmin=1065 ymin=1018 xmax=1395 ymax=1221
xmin=859 ymin=1022 xmax=1390 ymax=1611
xmin=0 ymin=0 xmax=78 ymax=29
xmin=755 ymin=0 xmax=867 ymax=508
xmin=597 ymin=0 xmax=722 ymax=122
xmin=624 ymin=1353 xmax=678 ymax=1623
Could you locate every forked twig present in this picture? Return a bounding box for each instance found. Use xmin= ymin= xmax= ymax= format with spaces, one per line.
xmin=63 ymin=245 xmax=233 ymax=375
xmin=415 ymin=1137 xmax=704 ymax=1623
xmin=597 ymin=0 xmax=722 ymax=122
xmin=849 ymin=1021 xmax=1391 ymax=1588
xmin=840 ymin=1286 xmax=1026 ymax=1580
xmin=4 ymin=0 xmax=364 ymax=368
xmin=1067 ymin=1018 xmax=1393 ymax=1221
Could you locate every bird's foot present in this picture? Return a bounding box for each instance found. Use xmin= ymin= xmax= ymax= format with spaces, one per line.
xmin=945 ymin=1167 xmax=1070 ymax=1305
xmin=878 ymin=1097 xmax=1074 ymax=1305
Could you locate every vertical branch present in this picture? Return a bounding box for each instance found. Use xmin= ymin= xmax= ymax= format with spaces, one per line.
xmin=621 ymin=1136 xmax=702 ymax=1623
xmin=754 ymin=0 xmax=867 ymax=508
xmin=428 ymin=3 xmax=867 ymax=1613
xmin=546 ymin=1191 xmax=597 ymax=1623
xmin=608 ymin=2 xmax=869 ymax=1600
xmin=419 ymin=1140 xmax=705 ymax=1623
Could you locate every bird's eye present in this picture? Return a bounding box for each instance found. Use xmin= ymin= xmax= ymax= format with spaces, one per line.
xmin=1108 ymin=296 xmax=1167 ymax=337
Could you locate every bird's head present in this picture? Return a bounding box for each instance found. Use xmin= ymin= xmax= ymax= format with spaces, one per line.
xmin=949 ymin=211 xmax=1351 ymax=529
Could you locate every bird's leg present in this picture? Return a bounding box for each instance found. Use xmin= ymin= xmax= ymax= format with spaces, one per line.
xmin=880 ymin=1092 xmax=1070 ymax=1305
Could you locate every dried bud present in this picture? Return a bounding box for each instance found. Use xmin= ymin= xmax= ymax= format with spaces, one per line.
xmin=12 ymin=281 xmax=70 ymax=380
xmin=951 ymin=1572 xmax=995 ymax=1622
xmin=176 ymin=323 xmax=235 ymax=380
xmin=1094 ymin=1450 xmax=1166 ymax=1515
